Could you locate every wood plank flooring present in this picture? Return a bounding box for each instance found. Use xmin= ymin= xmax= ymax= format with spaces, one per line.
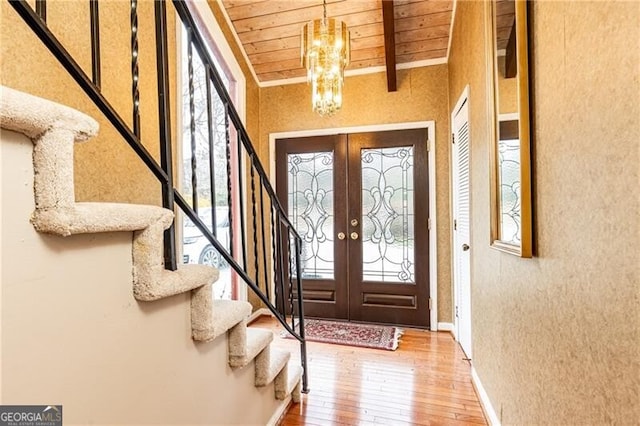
xmin=250 ymin=317 xmax=487 ymax=426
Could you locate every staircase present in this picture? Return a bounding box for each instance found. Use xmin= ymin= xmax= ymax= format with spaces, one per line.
xmin=0 ymin=85 xmax=301 ymax=423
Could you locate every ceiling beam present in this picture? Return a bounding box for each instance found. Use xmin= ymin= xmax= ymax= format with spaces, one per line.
xmin=504 ymin=19 xmax=517 ymax=78
xmin=382 ymin=0 xmax=397 ymax=92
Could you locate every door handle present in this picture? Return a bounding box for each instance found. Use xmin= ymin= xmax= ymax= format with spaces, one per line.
xmin=350 ymin=232 xmax=359 ymax=240
xmin=337 ymin=232 xmax=346 ymax=240
xmin=462 ymin=244 xmax=470 ymax=251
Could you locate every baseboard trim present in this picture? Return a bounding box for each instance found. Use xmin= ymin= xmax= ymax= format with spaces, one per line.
xmin=471 ymin=366 xmax=501 ymax=426
xmin=437 ymin=322 xmax=455 ymax=335
xmin=248 ymin=308 xmax=272 ymax=325
xmin=266 ymin=396 xmax=292 ymax=426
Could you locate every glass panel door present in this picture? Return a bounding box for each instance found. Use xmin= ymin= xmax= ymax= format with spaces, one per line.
xmin=348 ymin=130 xmax=430 ymax=327
xmin=276 ymin=135 xmax=348 ymax=320
xmin=277 ymin=129 xmax=430 ymax=328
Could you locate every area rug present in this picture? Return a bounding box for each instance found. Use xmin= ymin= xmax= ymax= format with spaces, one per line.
xmin=284 ymin=319 xmax=403 ymax=351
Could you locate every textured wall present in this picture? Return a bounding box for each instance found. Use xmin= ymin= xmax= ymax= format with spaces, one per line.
xmin=259 ymin=66 xmax=453 ymax=324
xmin=0 ymin=1 xmax=180 ymax=205
xmin=448 ymin=0 xmax=640 ymax=423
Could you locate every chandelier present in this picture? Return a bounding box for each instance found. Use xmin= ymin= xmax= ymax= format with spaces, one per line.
xmin=301 ymin=0 xmax=350 ymax=116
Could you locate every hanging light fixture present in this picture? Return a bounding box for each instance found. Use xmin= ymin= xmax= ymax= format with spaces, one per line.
xmin=301 ymin=0 xmax=350 ymax=116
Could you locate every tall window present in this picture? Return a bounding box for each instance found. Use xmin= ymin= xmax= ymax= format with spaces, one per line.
xmin=178 ymin=24 xmax=238 ymax=300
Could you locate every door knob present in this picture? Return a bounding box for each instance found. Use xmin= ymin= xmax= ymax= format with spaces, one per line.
xmin=462 ymin=244 xmax=470 ymax=251
xmin=350 ymin=219 xmax=359 ymax=227
xmin=337 ymin=232 xmax=346 ymax=240
xmin=350 ymin=232 xmax=359 ymax=240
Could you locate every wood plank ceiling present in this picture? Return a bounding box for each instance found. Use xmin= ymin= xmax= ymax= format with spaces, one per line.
xmin=219 ymin=0 xmax=454 ymax=83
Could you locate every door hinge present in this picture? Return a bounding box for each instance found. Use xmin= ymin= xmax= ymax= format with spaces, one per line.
xmin=426 ymin=138 xmax=430 ymax=152
xmin=455 ymin=305 xmax=459 ymax=318
xmin=429 ymin=298 xmax=432 ymax=310
xmin=452 ymin=134 xmax=455 ymax=144
xmin=454 ymin=219 xmax=457 ymax=230
xmin=427 ymin=218 xmax=432 ymax=230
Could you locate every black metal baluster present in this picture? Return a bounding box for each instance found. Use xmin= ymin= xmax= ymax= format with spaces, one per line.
xmin=130 ymin=0 xmax=140 ymax=138
xmin=89 ymin=0 xmax=101 ymax=88
xmin=250 ymin=157 xmax=259 ymax=286
xmin=224 ymin=103 xmax=233 ymax=257
xmin=260 ymin=177 xmax=270 ymax=301
xmin=205 ymin=66 xmax=217 ymax=235
xmin=237 ymin=133 xmax=247 ymax=270
xmin=294 ymin=236 xmax=309 ymax=393
xmin=275 ymin=216 xmax=286 ymax=315
xmin=270 ymin=202 xmax=278 ymax=305
xmin=287 ymin=226 xmax=295 ymax=329
xmin=155 ymin=0 xmax=176 ymax=270
xmin=187 ymin=29 xmax=198 ymax=212
xmin=35 ymin=0 xmax=46 ymax=22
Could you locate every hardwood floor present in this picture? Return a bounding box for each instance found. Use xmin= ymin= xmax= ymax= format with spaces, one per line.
xmin=250 ymin=317 xmax=487 ymax=426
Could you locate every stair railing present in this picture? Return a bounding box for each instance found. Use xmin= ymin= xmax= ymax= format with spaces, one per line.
xmin=8 ymin=0 xmax=308 ymax=392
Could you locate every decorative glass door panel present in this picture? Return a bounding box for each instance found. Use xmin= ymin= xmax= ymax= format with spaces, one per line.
xmin=361 ymin=146 xmax=415 ymax=283
xmin=287 ymin=152 xmax=334 ymax=279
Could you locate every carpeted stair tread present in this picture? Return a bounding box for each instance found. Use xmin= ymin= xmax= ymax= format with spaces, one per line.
xmin=133 ymin=264 xmax=219 ymax=301
xmin=191 ymin=294 xmax=252 ymax=342
xmin=1 ymin=85 xmax=98 ymax=140
xmin=31 ymin=202 xmax=173 ymax=236
xmin=255 ymin=348 xmax=290 ymax=387
xmin=275 ymin=362 xmax=303 ymax=401
xmin=229 ymin=327 xmax=274 ymax=369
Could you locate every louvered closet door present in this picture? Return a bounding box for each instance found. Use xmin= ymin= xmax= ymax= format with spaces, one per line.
xmin=452 ymin=92 xmax=472 ymax=358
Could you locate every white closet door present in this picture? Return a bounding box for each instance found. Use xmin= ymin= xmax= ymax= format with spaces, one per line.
xmin=452 ymin=87 xmax=472 ymax=358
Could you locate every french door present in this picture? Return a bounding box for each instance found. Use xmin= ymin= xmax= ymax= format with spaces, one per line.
xmin=276 ymin=129 xmax=430 ymax=328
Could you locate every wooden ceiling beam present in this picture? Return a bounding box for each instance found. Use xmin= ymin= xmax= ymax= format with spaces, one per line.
xmin=504 ymin=19 xmax=517 ymax=78
xmin=382 ymin=0 xmax=397 ymax=92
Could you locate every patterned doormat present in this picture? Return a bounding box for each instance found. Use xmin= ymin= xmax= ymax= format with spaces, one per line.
xmin=284 ymin=319 xmax=403 ymax=351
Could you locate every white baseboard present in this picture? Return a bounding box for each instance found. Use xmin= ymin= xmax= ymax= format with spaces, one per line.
xmin=437 ymin=322 xmax=455 ymax=336
xmin=471 ymin=366 xmax=501 ymax=426
xmin=266 ymin=396 xmax=292 ymax=426
xmin=248 ymin=308 xmax=272 ymax=324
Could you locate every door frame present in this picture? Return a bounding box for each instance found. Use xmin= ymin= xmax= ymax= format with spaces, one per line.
xmin=269 ymin=121 xmax=438 ymax=330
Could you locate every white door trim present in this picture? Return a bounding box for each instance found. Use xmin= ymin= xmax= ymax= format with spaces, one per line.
xmin=269 ymin=121 xmax=438 ymax=330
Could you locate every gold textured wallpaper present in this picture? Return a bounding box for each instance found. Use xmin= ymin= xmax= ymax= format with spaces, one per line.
xmin=448 ymin=0 xmax=639 ymax=423
xmin=0 ymin=1 xmax=179 ymax=206
xmin=259 ymin=66 xmax=454 ymax=324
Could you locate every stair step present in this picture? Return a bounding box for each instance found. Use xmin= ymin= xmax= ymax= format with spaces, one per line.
xmin=31 ymin=202 xmax=172 ymax=236
xmin=229 ymin=327 xmax=274 ymax=369
xmin=135 ymin=264 xmax=218 ymax=301
xmin=275 ymin=362 xmax=303 ymax=401
xmin=191 ymin=293 xmax=252 ymax=342
xmin=255 ymin=348 xmax=290 ymax=387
